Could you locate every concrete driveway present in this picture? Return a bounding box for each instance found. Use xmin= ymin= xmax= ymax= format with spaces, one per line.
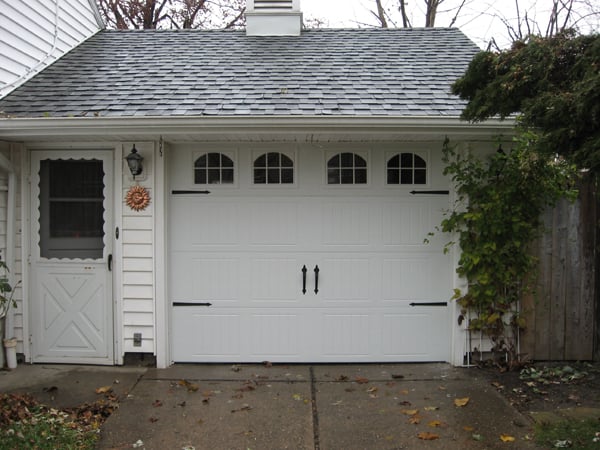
xmin=0 ymin=363 xmax=539 ymax=449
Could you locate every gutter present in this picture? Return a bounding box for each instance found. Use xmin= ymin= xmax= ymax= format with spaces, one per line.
xmin=0 ymin=115 xmax=515 ymax=141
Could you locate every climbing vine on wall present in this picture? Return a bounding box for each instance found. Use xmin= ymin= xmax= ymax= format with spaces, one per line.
xmin=441 ymin=130 xmax=577 ymax=365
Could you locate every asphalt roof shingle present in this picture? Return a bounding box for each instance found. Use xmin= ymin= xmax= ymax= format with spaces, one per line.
xmin=0 ymin=28 xmax=479 ymax=118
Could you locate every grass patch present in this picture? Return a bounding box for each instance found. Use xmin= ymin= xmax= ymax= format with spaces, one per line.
xmin=535 ymin=418 xmax=600 ymax=449
xmin=1 ymin=393 xmax=116 ymax=450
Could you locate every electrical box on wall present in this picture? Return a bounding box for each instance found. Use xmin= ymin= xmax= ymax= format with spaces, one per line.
xmin=133 ymin=333 xmax=142 ymax=347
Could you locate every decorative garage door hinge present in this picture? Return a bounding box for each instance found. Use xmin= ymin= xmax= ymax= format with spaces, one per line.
xmin=173 ymin=302 xmax=212 ymax=307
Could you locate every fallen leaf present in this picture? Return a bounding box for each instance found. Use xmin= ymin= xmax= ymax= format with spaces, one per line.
xmin=149 ymin=417 xmax=159 ymax=423
xmin=424 ymin=406 xmax=439 ymax=411
xmin=454 ymin=397 xmax=470 ymax=407
xmin=408 ymin=414 xmax=422 ymax=424
xmin=178 ymin=380 xmax=199 ymax=392
xmin=472 ymin=434 xmax=484 ymax=441
xmin=152 ymin=400 xmax=163 ymax=407
xmin=400 ymin=389 xmax=409 ymax=395
xmin=366 ymin=387 xmax=378 ymax=393
xmin=231 ymin=365 xmax=241 ymax=372
xmin=231 ymin=404 xmax=252 ymax=413
xmin=401 ymin=409 xmax=419 ymax=416
xmin=500 ymin=434 xmax=515 ymax=442
xmin=95 ymin=386 xmax=112 ymax=394
xmin=463 ymin=426 xmax=475 ymax=432
xmin=177 ymin=401 xmax=186 ymax=407
xmin=292 ymin=394 xmax=303 ymax=401
xmin=428 ymin=420 xmax=446 ymax=428
xmin=132 ymin=440 xmax=144 ymax=448
xmin=391 ymin=374 xmax=404 ymax=379
xmin=236 ymin=384 xmax=256 ymax=392
xmin=417 ymin=432 xmax=439 ymax=440
xmin=43 ymin=386 xmax=58 ymax=393
xmin=201 ymin=390 xmax=214 ymax=398
xmin=262 ymin=361 xmax=272 ymax=367
xmin=355 ymin=376 xmax=369 ymax=384
xmin=336 ymin=375 xmax=349 ymax=382
xmin=399 ymin=400 xmax=412 ymax=406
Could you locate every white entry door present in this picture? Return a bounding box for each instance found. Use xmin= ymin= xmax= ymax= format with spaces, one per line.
xmin=30 ymin=151 xmax=114 ymax=364
xmin=170 ymin=145 xmax=452 ymax=363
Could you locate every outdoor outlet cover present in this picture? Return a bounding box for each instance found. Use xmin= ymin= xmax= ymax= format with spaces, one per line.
xmin=133 ymin=333 xmax=142 ymax=347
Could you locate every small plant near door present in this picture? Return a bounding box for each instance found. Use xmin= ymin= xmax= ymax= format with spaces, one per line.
xmin=0 ymin=260 xmax=17 ymax=318
xmin=440 ymin=131 xmax=577 ymax=368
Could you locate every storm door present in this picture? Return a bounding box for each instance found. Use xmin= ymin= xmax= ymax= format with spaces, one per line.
xmin=30 ymin=151 xmax=114 ymax=364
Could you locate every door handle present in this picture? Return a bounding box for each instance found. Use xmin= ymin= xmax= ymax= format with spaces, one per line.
xmin=301 ymin=265 xmax=307 ymax=295
xmin=108 ymin=254 xmax=113 ymax=271
xmin=314 ymin=265 xmax=319 ymax=294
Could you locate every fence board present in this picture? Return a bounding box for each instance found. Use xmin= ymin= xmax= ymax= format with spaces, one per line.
xmin=522 ymin=176 xmax=597 ymax=361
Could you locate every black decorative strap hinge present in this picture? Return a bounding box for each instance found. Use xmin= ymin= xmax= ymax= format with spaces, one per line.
xmin=409 ymin=302 xmax=448 ymax=307
xmin=409 ymin=190 xmax=450 ymax=195
xmin=173 ymin=302 xmax=212 ymax=307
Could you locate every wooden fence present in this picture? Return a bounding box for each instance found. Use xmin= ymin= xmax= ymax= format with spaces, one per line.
xmin=521 ymin=175 xmax=598 ymax=361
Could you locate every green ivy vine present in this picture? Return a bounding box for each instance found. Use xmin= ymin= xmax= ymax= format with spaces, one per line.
xmin=441 ymin=129 xmax=577 ymax=363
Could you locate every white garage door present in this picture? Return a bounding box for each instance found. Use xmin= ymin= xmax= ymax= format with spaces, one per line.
xmin=169 ymin=144 xmax=452 ymax=363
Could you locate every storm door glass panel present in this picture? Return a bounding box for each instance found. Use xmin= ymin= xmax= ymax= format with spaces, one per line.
xmin=39 ymin=160 xmax=105 ymax=259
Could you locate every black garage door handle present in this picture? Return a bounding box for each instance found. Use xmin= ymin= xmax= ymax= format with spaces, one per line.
xmin=314 ymin=265 xmax=319 ymax=294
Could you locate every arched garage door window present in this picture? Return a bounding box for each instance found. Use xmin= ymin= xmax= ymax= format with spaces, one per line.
xmin=327 ymin=152 xmax=367 ymax=184
xmin=387 ymin=153 xmax=427 ymax=185
xmin=194 ymin=152 xmax=234 ymax=184
xmin=254 ymin=152 xmax=294 ymax=184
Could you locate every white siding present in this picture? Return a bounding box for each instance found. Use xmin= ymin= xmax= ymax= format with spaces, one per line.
xmin=0 ymin=0 xmax=103 ymax=98
xmin=121 ymin=142 xmax=156 ymax=355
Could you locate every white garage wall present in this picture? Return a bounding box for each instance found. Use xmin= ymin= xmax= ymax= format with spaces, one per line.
xmin=120 ymin=142 xmax=156 ymax=355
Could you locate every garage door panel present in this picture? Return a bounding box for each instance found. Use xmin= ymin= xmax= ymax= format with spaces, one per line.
xmin=321 ymin=201 xmax=372 ymax=245
xmin=321 ymin=313 xmax=372 ymax=356
xmin=171 ymin=255 xmax=240 ymax=302
xmin=319 ymin=258 xmax=371 ymax=302
xmin=249 ymin=203 xmax=298 ymax=245
xmin=172 ymin=310 xmax=242 ymax=360
xmin=251 ymin=258 xmax=300 ymax=302
xmin=382 ymin=311 xmax=449 ymax=360
xmin=382 ymin=254 xmax=451 ymax=302
xmin=382 ymin=200 xmax=443 ymax=246
xmin=249 ymin=314 xmax=303 ymax=357
xmin=173 ymin=201 xmax=239 ymax=247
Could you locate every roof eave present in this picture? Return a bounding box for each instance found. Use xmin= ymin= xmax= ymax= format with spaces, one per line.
xmin=0 ymin=115 xmax=515 ymax=142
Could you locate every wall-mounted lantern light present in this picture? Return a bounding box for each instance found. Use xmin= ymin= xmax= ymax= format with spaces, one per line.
xmin=125 ymin=144 xmax=143 ymax=179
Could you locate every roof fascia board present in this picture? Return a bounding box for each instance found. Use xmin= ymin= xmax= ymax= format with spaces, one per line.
xmin=0 ymin=116 xmax=515 ymax=140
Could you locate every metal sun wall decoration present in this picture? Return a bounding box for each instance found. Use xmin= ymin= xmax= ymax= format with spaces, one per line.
xmin=125 ymin=185 xmax=151 ymax=211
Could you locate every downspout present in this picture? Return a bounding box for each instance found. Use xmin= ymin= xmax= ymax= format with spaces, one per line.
xmin=0 ymin=150 xmax=16 ymax=342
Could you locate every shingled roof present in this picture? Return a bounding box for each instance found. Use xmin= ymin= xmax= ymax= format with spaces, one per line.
xmin=0 ymin=28 xmax=479 ymax=118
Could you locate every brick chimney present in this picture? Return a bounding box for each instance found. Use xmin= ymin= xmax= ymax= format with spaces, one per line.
xmin=246 ymin=0 xmax=303 ymax=36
